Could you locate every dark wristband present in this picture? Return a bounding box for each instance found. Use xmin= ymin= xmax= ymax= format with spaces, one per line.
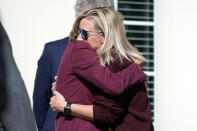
xmin=64 ymin=102 xmax=72 ymax=116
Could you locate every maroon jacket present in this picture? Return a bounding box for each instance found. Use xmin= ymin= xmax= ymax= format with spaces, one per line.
xmin=93 ymin=57 xmax=154 ymax=131
xmin=55 ymin=41 xmax=146 ymax=131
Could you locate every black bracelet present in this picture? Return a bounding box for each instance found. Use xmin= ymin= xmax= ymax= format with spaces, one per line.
xmin=64 ymin=102 xmax=72 ymax=116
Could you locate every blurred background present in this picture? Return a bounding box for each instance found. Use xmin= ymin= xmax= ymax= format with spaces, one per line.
xmin=0 ymin=0 xmax=197 ymax=130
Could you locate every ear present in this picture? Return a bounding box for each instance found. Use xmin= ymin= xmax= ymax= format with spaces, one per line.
xmin=100 ymin=34 xmax=105 ymax=44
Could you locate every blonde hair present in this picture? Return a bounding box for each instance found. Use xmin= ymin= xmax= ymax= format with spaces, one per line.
xmin=70 ymin=7 xmax=146 ymax=66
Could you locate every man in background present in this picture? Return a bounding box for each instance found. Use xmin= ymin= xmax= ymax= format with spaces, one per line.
xmin=0 ymin=22 xmax=36 ymax=131
xmin=33 ymin=0 xmax=114 ymax=131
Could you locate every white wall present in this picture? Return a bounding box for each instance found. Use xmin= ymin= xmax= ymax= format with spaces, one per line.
xmin=156 ymin=0 xmax=197 ymax=130
xmin=0 ymin=0 xmax=76 ymax=104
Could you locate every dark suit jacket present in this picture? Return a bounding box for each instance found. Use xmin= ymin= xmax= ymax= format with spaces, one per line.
xmin=0 ymin=22 xmax=36 ymax=131
xmin=33 ymin=37 xmax=69 ymax=131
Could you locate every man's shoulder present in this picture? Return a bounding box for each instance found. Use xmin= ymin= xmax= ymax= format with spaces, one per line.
xmin=40 ymin=37 xmax=69 ymax=57
xmin=45 ymin=37 xmax=69 ymax=49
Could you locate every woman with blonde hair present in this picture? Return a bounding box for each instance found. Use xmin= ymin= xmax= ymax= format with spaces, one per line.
xmin=50 ymin=7 xmax=153 ymax=131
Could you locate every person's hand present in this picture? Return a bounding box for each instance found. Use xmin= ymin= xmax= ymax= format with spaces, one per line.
xmin=50 ymin=90 xmax=67 ymax=113
xmin=52 ymin=76 xmax=57 ymax=92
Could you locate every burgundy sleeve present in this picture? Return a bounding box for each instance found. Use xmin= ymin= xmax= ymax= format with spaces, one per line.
xmin=93 ymin=95 xmax=124 ymax=127
xmin=71 ymin=41 xmax=146 ymax=95
xmin=126 ymin=83 xmax=154 ymax=131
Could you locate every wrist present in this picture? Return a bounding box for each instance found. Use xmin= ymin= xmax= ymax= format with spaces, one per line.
xmin=61 ymin=101 xmax=67 ymax=112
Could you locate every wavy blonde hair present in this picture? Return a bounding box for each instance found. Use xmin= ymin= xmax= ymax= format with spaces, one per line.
xmin=70 ymin=7 xmax=146 ymax=66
